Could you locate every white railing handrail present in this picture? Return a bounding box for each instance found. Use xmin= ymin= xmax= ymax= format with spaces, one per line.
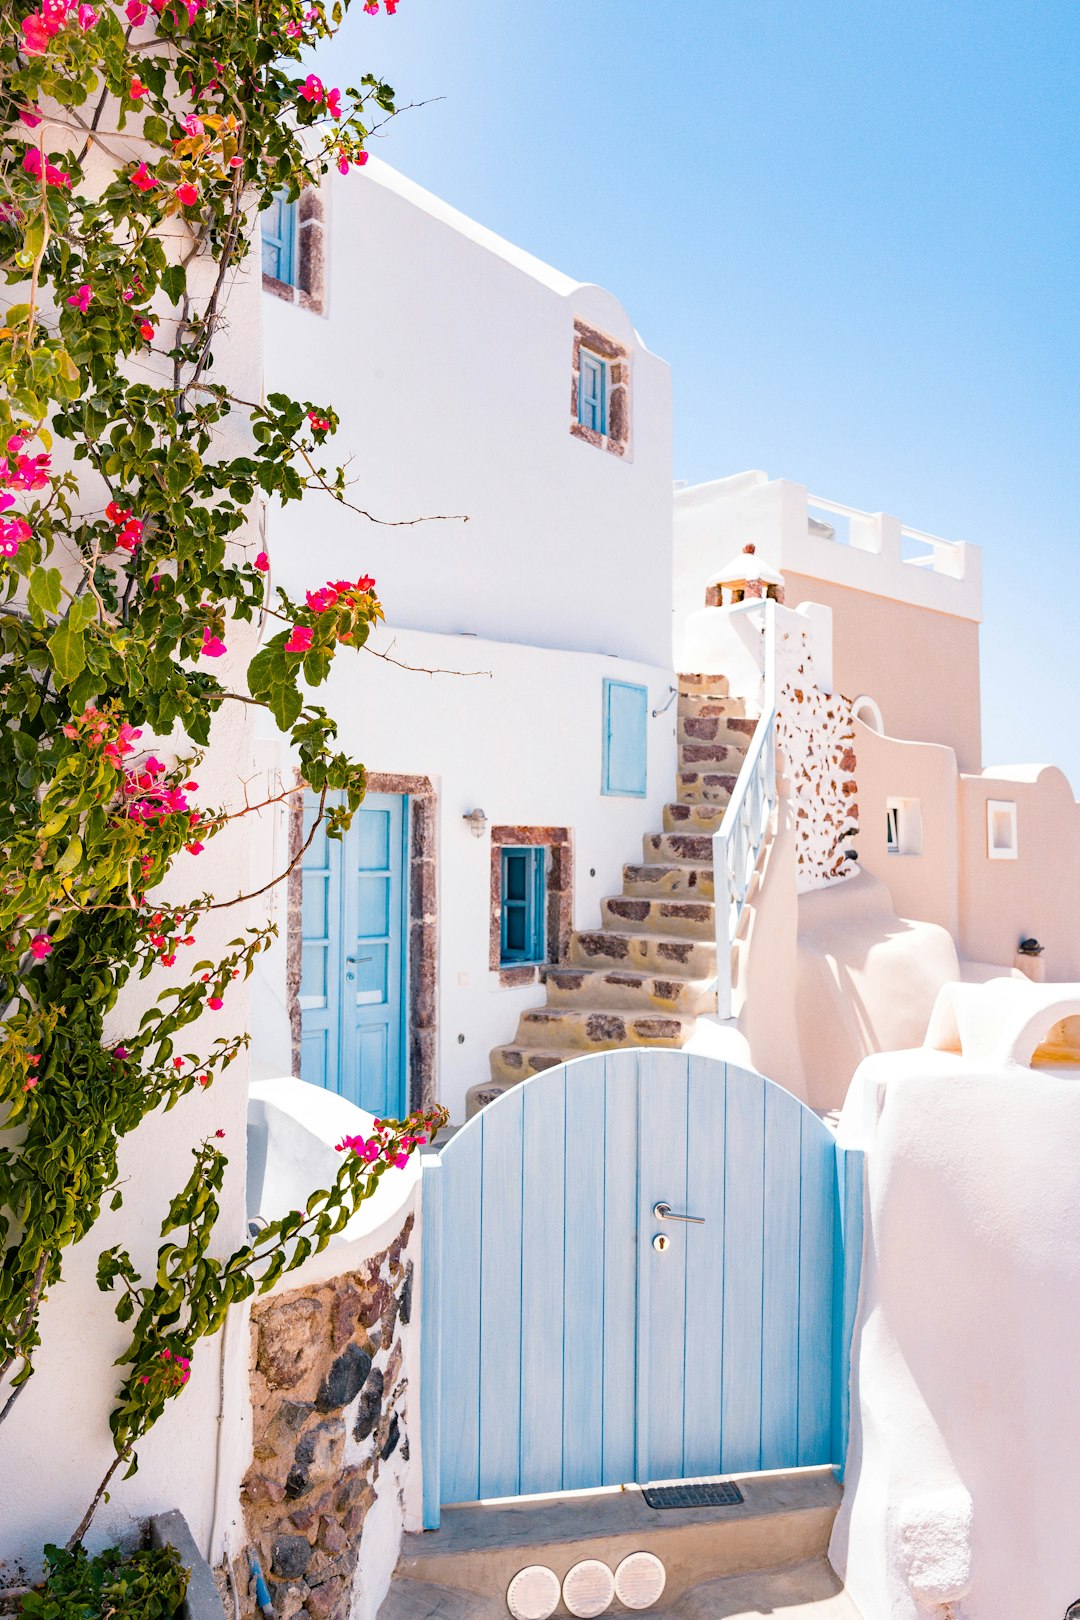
xmin=712 ymin=599 xmax=778 ymax=1021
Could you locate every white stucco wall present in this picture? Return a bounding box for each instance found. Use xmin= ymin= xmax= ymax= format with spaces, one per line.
xmin=262 ymin=159 xmax=674 ymax=669
xmin=833 ymin=1021 xmax=1080 ymax=1619
xmin=249 ymin=622 xmax=678 ymax=1123
xmin=0 ymin=186 xmax=266 ymax=1572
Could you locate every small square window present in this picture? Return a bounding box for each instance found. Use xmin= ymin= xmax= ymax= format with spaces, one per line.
xmin=578 ymin=350 xmax=608 ymax=435
xmin=885 ymin=796 xmax=922 ymax=856
xmin=262 ymin=191 xmax=298 ymax=285
xmin=987 ymin=799 xmax=1018 ymax=860
xmin=500 ymin=846 xmax=547 ymax=966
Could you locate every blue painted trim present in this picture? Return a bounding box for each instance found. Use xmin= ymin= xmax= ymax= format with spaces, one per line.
xmin=419 ymin=1148 xmax=444 ymax=1529
xmin=831 ymin=1146 xmax=865 ymax=1476
xmin=578 ymin=349 xmax=608 ymax=434
xmin=261 ymin=192 xmax=297 ymax=285
xmin=602 ymin=678 xmax=648 ymax=798
xmin=499 ymin=845 xmax=546 ymax=966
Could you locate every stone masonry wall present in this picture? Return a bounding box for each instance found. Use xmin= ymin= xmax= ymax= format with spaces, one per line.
xmin=237 ymin=1215 xmax=414 ymax=1620
xmin=774 ymin=618 xmax=859 ymax=891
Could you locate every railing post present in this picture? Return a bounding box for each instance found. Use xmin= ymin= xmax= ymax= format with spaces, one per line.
xmin=419 ymin=1147 xmax=443 ymax=1530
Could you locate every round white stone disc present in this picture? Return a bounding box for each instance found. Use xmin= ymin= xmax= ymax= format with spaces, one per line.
xmin=506 ymin=1564 xmax=561 ymax=1620
xmin=614 ymin=1550 xmax=667 ymax=1610
xmin=562 ymin=1557 xmax=616 ymax=1618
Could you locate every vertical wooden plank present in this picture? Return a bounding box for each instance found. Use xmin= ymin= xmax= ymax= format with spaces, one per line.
xmin=438 ymin=1119 xmax=483 ymax=1506
xmin=478 ymin=1089 xmax=524 ymax=1498
xmin=520 ymin=1068 xmax=567 ymax=1495
xmin=562 ymin=1055 xmax=608 ymax=1489
xmin=600 ymin=1051 xmax=639 ymax=1485
xmin=759 ymin=1083 xmax=802 ymax=1469
xmin=832 ymin=1147 xmax=866 ymax=1476
xmin=419 ymin=1151 xmax=443 ymax=1529
xmin=681 ymin=1055 xmax=727 ymax=1478
xmin=636 ymin=1049 xmax=690 ymax=1482
xmin=797 ymin=1111 xmax=835 ymax=1465
xmin=720 ymin=1064 xmax=766 ymax=1473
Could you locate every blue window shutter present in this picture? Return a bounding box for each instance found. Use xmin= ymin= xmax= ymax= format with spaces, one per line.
xmin=262 ymin=192 xmax=297 ymax=285
xmin=500 ymin=847 xmax=546 ymax=965
xmin=603 ymin=680 xmax=648 ymax=797
xmin=579 ymin=351 xmax=607 ymax=434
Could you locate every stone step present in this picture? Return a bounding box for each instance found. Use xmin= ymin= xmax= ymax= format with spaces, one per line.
xmin=644 ymin=831 xmax=715 ymax=864
xmin=464 ymin=1079 xmax=518 ymax=1118
xmin=602 ymin=894 xmax=715 ymax=939
xmin=679 ymin=742 xmax=744 ymax=770
xmin=543 ymin=963 xmax=717 ymax=1015
xmin=568 ymin=927 xmax=717 ymax=977
xmin=664 ymin=801 xmax=728 ymax=834
xmin=622 ymin=861 xmax=714 ymax=899
xmin=679 ymin=714 xmax=757 ymax=748
xmin=678 ymin=692 xmax=747 ymax=720
xmin=489 ymin=1046 xmax=575 ymax=1086
xmin=387 ymin=1468 xmax=845 ymax=1615
xmin=513 ymin=1005 xmax=694 ymax=1052
xmin=675 ymin=771 xmax=737 ymax=806
xmin=678 ymin=671 xmax=730 ymax=696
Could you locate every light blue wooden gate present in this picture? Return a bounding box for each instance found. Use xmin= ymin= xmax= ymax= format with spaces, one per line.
xmin=420 ymin=1050 xmax=863 ymax=1527
xmin=299 ymin=790 xmax=407 ymax=1117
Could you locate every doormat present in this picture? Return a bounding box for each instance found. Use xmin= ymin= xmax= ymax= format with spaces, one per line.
xmin=642 ymin=1480 xmax=745 ymax=1509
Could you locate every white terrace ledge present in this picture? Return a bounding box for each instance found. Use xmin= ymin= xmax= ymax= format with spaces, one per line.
xmin=674 ymin=470 xmax=982 ymax=625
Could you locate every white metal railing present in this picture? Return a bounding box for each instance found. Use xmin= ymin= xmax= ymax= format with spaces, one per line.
xmin=713 ymin=600 xmax=778 ymax=1021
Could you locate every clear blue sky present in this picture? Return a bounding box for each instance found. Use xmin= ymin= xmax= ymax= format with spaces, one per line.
xmin=328 ymin=0 xmax=1079 ymax=787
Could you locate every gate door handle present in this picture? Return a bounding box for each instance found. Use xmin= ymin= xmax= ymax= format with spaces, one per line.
xmin=653 ymin=1201 xmax=705 ymax=1225
xmin=345 ymin=956 xmax=372 ymax=964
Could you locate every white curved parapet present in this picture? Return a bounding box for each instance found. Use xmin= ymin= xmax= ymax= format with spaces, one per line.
xmin=247 ymin=1076 xmax=422 ymax=1278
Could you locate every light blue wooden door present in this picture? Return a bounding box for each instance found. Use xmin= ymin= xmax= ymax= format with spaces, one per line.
xmin=420 ymin=1050 xmax=864 ymax=1527
xmin=299 ymin=791 xmax=407 ymax=1117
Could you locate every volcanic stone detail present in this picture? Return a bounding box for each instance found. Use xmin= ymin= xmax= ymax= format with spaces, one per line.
xmin=238 ymin=1214 xmax=415 ymax=1620
xmin=586 ymin=1014 xmax=627 ymax=1043
xmin=773 ymin=624 xmax=859 ymax=890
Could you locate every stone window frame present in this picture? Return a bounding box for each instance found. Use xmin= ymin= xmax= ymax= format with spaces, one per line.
xmin=489 ymin=826 xmax=573 ymax=989
xmin=262 ymin=183 xmax=326 ymax=316
xmin=287 ymin=773 xmax=438 ymax=1113
xmin=570 ymin=318 xmax=631 ymax=459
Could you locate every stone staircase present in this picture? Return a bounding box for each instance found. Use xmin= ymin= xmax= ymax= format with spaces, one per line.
xmin=469 ymin=674 xmax=757 ymax=1116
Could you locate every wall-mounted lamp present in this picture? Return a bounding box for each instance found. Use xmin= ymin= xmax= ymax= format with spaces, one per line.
xmin=463 ymin=808 xmax=488 ymax=839
xmin=1018 ymin=937 xmax=1044 ymax=957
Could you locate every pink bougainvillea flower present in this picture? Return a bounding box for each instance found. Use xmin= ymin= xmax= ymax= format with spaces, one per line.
xmin=19 ymin=107 xmax=43 ymax=128
xmin=130 ymin=77 xmax=149 ymax=100
xmin=337 ymin=154 xmax=349 ymax=176
xmin=385 ymin=0 xmax=398 ymax=11
xmin=116 ymin=520 xmax=144 ymax=553
xmin=130 ymin=161 xmax=158 ymax=192
xmin=114 ymin=1045 xmax=129 ymax=1059
xmin=21 ymin=14 xmax=52 ymax=53
xmin=22 ymin=149 xmax=43 ymax=179
xmin=207 ymin=996 xmax=223 ymax=1010
xmin=182 ymin=113 xmax=204 ymax=136
xmin=305 ymin=587 xmax=338 ymax=613
xmin=284 ymin=625 xmax=313 ymax=654
xmin=66 ymin=283 xmax=92 ymax=313
xmin=77 ymin=4 xmax=98 ymax=28
xmin=28 ymin=934 xmax=52 ymax=960
xmin=200 ymin=626 xmax=227 ymax=657
xmin=307 ymin=411 xmax=330 ymax=432
xmin=175 ymin=182 xmax=199 ymax=207
xmin=363 ymin=1 xmax=378 ymax=12
xmin=356 ymin=150 xmax=369 ymax=167
xmin=106 ymin=500 xmax=132 ymax=525
xmin=299 ymin=73 xmax=324 ymax=104
xmin=285 ymin=19 xmax=302 ymax=37
xmin=228 ymin=155 xmax=243 ymax=168
xmin=185 ymin=840 xmax=205 ymax=855
xmin=254 ymin=551 xmax=270 ymax=572
xmin=126 ymin=0 xmax=149 ymax=19
xmin=325 ymin=87 xmax=342 ymax=118
xmin=139 ymin=321 xmax=156 ymax=341
xmin=215 ymin=1128 xmax=225 ymax=1138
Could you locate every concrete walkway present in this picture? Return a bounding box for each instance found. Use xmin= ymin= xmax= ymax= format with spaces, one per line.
xmin=378 ymin=1558 xmax=862 ymax=1618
